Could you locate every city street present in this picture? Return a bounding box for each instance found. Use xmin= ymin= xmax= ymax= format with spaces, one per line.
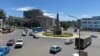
xmin=0 ymin=29 xmax=100 ymax=56
xmin=0 ymin=29 xmax=77 ymax=56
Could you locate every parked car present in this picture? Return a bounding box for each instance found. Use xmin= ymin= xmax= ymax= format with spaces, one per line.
xmin=29 ymin=32 xmax=34 ymax=36
xmin=14 ymin=38 xmax=24 ymax=48
xmin=72 ymin=52 xmax=79 ymax=56
xmin=6 ymin=39 xmax=15 ymax=46
xmin=49 ymin=45 xmax=61 ymax=53
xmin=22 ymin=32 xmax=27 ymax=36
xmin=65 ymin=39 xmax=73 ymax=45
xmin=90 ymin=35 xmax=97 ymax=38
xmin=33 ymin=35 xmax=39 ymax=39
xmin=0 ymin=46 xmax=10 ymax=56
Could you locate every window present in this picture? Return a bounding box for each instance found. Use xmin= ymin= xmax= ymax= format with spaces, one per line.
xmin=83 ymin=22 xmax=87 ymax=23
xmin=95 ymin=25 xmax=98 ymax=27
xmin=94 ymin=22 xmax=98 ymax=24
xmin=88 ymin=22 xmax=91 ymax=24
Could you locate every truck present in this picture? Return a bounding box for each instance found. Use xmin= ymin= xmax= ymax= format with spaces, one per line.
xmin=75 ymin=36 xmax=92 ymax=49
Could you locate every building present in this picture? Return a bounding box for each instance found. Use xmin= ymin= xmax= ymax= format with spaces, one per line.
xmin=0 ymin=19 xmax=3 ymax=28
xmin=23 ymin=9 xmax=54 ymax=30
xmin=0 ymin=9 xmax=6 ymax=22
xmin=23 ymin=9 xmax=43 ymax=19
xmin=81 ymin=16 xmax=100 ymax=31
xmin=37 ymin=16 xmax=54 ymax=30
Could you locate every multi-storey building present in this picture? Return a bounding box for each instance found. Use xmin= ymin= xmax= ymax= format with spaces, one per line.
xmin=81 ymin=16 xmax=100 ymax=31
xmin=23 ymin=9 xmax=54 ymax=30
xmin=23 ymin=9 xmax=43 ymax=19
xmin=0 ymin=9 xmax=6 ymax=21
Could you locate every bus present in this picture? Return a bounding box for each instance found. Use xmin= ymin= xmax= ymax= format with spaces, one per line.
xmin=32 ymin=27 xmax=43 ymax=32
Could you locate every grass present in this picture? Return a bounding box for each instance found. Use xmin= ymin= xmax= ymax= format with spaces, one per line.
xmin=43 ymin=32 xmax=73 ymax=37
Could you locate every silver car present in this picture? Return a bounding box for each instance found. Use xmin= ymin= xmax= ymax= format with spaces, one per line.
xmin=65 ymin=39 xmax=73 ymax=45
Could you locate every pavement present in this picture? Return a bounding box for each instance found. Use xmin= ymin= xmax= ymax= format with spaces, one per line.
xmin=0 ymin=29 xmax=100 ymax=56
xmin=0 ymin=29 xmax=78 ymax=56
xmin=35 ymin=31 xmax=79 ymax=39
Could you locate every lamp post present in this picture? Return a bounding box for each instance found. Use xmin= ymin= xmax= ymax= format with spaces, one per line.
xmin=68 ymin=15 xmax=81 ymax=56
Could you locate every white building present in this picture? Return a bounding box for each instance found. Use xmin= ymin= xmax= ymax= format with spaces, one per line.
xmin=81 ymin=16 xmax=100 ymax=31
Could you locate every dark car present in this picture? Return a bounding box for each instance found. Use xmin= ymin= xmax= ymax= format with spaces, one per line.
xmin=29 ymin=32 xmax=34 ymax=36
xmin=49 ymin=45 xmax=61 ymax=54
xmin=0 ymin=46 xmax=10 ymax=56
xmin=33 ymin=35 xmax=39 ymax=39
xmin=6 ymin=39 xmax=15 ymax=46
xmin=74 ymin=28 xmax=77 ymax=32
xmin=90 ymin=35 xmax=97 ymax=38
xmin=65 ymin=39 xmax=73 ymax=45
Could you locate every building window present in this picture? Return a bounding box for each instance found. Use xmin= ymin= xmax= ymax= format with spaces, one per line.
xmin=94 ymin=22 xmax=98 ymax=24
xmin=83 ymin=22 xmax=87 ymax=23
xmin=88 ymin=22 xmax=91 ymax=24
xmin=95 ymin=25 xmax=98 ymax=27
xmin=90 ymin=25 xmax=92 ymax=27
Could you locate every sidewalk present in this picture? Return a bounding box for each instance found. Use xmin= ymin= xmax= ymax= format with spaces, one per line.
xmin=35 ymin=32 xmax=79 ymax=39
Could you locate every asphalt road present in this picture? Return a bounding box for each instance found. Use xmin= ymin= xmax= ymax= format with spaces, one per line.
xmin=0 ymin=29 xmax=100 ymax=56
xmin=0 ymin=29 xmax=77 ymax=56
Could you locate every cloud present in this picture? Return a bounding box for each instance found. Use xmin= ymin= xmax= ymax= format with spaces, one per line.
xmin=43 ymin=10 xmax=64 ymax=18
xmin=81 ymin=15 xmax=90 ymax=18
xmin=44 ymin=12 xmax=56 ymax=18
xmin=12 ymin=6 xmax=35 ymax=11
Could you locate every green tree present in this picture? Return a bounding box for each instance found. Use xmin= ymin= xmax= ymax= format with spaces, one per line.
xmin=60 ymin=21 xmax=72 ymax=30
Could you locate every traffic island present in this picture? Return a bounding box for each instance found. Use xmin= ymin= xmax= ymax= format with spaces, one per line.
xmin=43 ymin=32 xmax=73 ymax=37
xmin=35 ymin=31 xmax=79 ymax=39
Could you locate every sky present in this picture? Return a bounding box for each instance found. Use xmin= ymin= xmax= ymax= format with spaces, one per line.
xmin=0 ymin=0 xmax=100 ymax=21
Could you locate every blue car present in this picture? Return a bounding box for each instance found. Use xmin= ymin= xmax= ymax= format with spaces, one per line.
xmin=0 ymin=46 xmax=10 ymax=56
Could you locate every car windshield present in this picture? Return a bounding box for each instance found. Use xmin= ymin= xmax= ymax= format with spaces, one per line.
xmin=17 ymin=40 xmax=22 ymax=42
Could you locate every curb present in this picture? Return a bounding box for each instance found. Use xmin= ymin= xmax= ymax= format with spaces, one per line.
xmin=36 ymin=32 xmax=79 ymax=39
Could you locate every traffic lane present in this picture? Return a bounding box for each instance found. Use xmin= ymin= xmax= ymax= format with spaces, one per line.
xmin=84 ymin=33 xmax=100 ymax=56
xmin=0 ymin=29 xmax=23 ymax=46
xmin=0 ymin=29 xmax=25 ymax=56
xmin=7 ymin=35 xmax=77 ymax=56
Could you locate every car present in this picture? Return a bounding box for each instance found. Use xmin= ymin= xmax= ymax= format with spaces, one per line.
xmin=72 ymin=53 xmax=79 ymax=56
xmin=14 ymin=38 xmax=24 ymax=48
xmin=0 ymin=46 xmax=10 ymax=56
xmin=29 ymin=32 xmax=34 ymax=36
xmin=24 ymin=29 xmax=28 ymax=33
xmin=90 ymin=35 xmax=97 ymax=38
xmin=74 ymin=28 xmax=77 ymax=32
xmin=49 ymin=45 xmax=61 ymax=53
xmin=6 ymin=39 xmax=15 ymax=46
xmin=65 ymin=39 xmax=73 ymax=45
xmin=33 ymin=35 xmax=39 ymax=39
xmin=22 ymin=32 xmax=27 ymax=36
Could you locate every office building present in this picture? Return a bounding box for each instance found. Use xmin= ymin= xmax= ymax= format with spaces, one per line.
xmin=23 ymin=9 xmax=54 ymax=30
xmin=23 ymin=9 xmax=43 ymax=19
xmin=81 ymin=16 xmax=100 ymax=31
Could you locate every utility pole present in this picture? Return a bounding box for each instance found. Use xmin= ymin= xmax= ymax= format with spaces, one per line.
xmin=68 ymin=15 xmax=81 ymax=56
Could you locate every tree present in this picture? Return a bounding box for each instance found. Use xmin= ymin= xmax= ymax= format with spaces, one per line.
xmin=60 ymin=21 xmax=72 ymax=30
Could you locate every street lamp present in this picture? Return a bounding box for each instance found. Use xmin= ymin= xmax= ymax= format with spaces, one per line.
xmin=68 ymin=15 xmax=81 ymax=56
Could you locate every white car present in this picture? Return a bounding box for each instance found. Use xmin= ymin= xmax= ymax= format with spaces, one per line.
xmin=14 ymin=38 xmax=24 ymax=48
xmin=22 ymin=32 xmax=27 ymax=36
xmin=72 ymin=53 xmax=79 ymax=56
